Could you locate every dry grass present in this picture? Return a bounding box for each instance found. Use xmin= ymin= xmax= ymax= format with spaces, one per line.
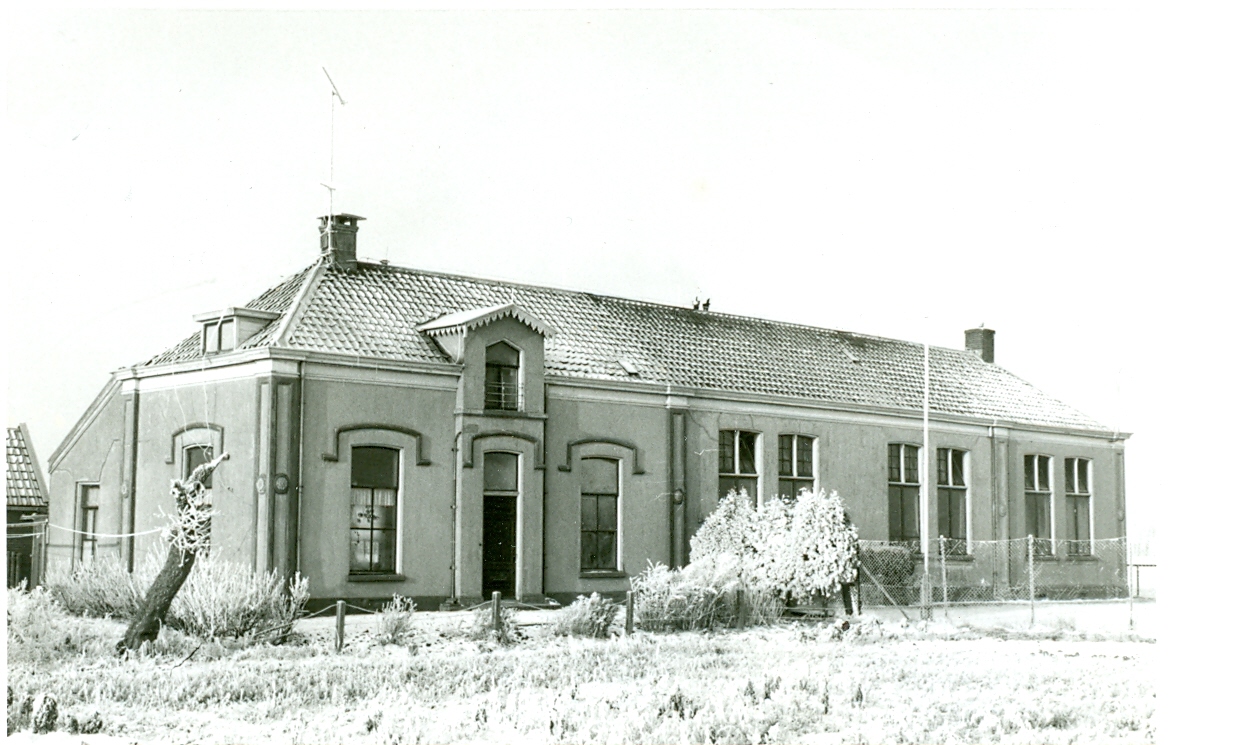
xmin=8 ymin=596 xmax=1155 ymax=744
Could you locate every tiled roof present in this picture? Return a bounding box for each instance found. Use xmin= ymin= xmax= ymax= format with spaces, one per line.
xmin=140 ymin=265 xmax=314 ymax=367
xmin=141 ymin=260 xmax=1110 ymax=432
xmin=7 ymin=425 xmax=48 ymax=509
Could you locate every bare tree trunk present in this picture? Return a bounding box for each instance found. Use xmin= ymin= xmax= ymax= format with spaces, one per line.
xmin=117 ymin=452 xmax=227 ymax=654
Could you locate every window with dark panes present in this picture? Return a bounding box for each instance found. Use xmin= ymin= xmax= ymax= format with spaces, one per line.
xmin=888 ymin=443 xmax=920 ymax=546
xmin=1024 ymin=454 xmax=1053 ymax=556
xmin=1065 ymin=458 xmax=1092 ymax=555
xmin=184 ymin=444 xmax=214 ymax=488
xmin=718 ymin=430 xmax=759 ymax=501
xmin=485 ymin=342 xmax=521 ymax=411
xmin=78 ymin=485 xmax=100 ymax=564
xmin=350 ymin=446 xmax=399 ymax=575
xmin=778 ymin=435 xmax=815 ymax=501
xmin=580 ymin=458 xmax=620 ymax=572
xmin=936 ymin=448 xmax=968 ymax=554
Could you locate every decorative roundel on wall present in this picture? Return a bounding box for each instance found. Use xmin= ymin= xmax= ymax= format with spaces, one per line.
xmin=274 ymin=474 xmax=289 ymax=494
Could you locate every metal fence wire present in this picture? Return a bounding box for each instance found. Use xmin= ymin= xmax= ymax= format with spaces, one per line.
xmin=858 ymin=536 xmax=1131 ymax=607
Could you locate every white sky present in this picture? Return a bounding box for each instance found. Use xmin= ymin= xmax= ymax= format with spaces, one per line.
xmin=3 ymin=8 xmax=1236 ymax=670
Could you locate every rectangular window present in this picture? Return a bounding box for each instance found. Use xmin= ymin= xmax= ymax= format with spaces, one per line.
xmin=78 ymin=485 xmax=100 ymax=564
xmin=936 ymin=448 xmax=968 ymax=554
xmin=778 ymin=434 xmax=815 ymax=501
xmin=718 ymin=430 xmax=759 ymax=501
xmin=350 ymin=446 xmax=399 ymax=575
xmin=580 ymin=458 xmax=620 ymax=572
xmin=203 ymin=321 xmax=220 ymax=353
xmin=1065 ymin=457 xmax=1092 ymax=555
xmin=888 ymin=444 xmax=920 ymax=546
xmin=485 ymin=343 xmax=521 ymax=411
xmin=1024 ymin=454 xmax=1053 ymax=556
xmin=184 ymin=444 xmax=214 ymax=488
xmin=218 ymin=319 xmax=236 ymax=351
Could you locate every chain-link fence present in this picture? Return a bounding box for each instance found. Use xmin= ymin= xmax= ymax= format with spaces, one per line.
xmin=858 ymin=535 xmax=1131 ymax=608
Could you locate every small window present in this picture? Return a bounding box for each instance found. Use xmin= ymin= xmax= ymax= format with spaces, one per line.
xmin=78 ymin=485 xmax=100 ymax=564
xmin=580 ymin=458 xmax=620 ymax=572
xmin=1024 ymin=454 xmax=1053 ymax=555
xmin=485 ymin=342 xmax=521 ymax=411
xmin=203 ymin=322 xmax=220 ymax=353
xmin=718 ymin=430 xmax=759 ymax=501
xmin=888 ymin=444 xmax=920 ymax=546
xmin=936 ymin=448 xmax=968 ymax=554
xmin=184 ymin=444 xmax=214 ymax=488
xmin=777 ymin=435 xmax=815 ymax=502
xmin=350 ymin=446 xmax=399 ymax=575
xmin=1065 ymin=458 xmax=1091 ymax=555
xmin=202 ymin=319 xmax=237 ymax=354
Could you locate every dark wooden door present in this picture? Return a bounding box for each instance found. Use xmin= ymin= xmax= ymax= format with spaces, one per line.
xmin=482 ymin=495 xmax=517 ymax=597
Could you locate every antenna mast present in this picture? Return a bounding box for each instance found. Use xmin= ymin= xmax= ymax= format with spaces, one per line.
xmin=321 ymin=67 xmax=346 ymax=255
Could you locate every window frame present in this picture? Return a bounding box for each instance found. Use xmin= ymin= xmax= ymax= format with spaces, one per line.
xmin=201 ymin=318 xmax=236 ymax=354
xmin=777 ymin=434 xmax=816 ymax=502
xmin=579 ymin=456 xmax=621 ymax=573
xmin=77 ymin=483 xmax=100 ymax=565
xmin=484 ymin=341 xmax=522 ymax=411
xmin=936 ymin=447 xmax=970 ymax=555
xmin=888 ymin=443 xmax=921 ymax=547
xmin=183 ymin=444 xmax=214 ymax=488
xmin=1024 ymin=454 xmax=1054 ymax=556
xmin=718 ymin=429 xmax=761 ymax=502
xmin=1065 ymin=457 xmax=1092 ymax=556
xmin=348 ymin=445 xmax=402 ymax=577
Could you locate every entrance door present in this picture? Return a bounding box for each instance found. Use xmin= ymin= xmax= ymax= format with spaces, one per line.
xmin=482 ymin=452 xmax=519 ymax=598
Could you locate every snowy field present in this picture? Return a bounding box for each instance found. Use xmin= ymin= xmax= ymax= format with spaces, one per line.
xmin=8 ymin=596 xmax=1155 ymax=745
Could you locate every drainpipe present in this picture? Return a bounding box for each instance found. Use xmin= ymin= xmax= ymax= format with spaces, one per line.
xmin=295 ymin=360 xmax=306 ymax=579
xmin=448 ymin=430 xmax=463 ymax=605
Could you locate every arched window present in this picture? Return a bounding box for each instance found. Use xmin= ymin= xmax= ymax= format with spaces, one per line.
xmin=485 ymin=342 xmax=521 ymax=411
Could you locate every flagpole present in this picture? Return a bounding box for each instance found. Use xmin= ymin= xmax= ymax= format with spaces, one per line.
xmin=921 ymin=334 xmax=932 ymax=619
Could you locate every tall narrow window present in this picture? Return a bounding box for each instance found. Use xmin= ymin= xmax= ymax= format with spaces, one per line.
xmin=778 ymin=435 xmax=815 ymax=501
xmin=718 ymin=430 xmax=759 ymax=501
xmin=580 ymin=458 xmax=620 ymax=572
xmin=485 ymin=342 xmax=521 ymax=411
xmin=184 ymin=444 xmax=214 ymax=488
xmin=936 ymin=448 xmax=968 ymax=555
xmin=1024 ymin=454 xmax=1053 ymax=556
xmin=1065 ymin=458 xmax=1092 ymax=555
xmin=888 ymin=444 xmax=920 ymax=546
xmin=78 ymin=485 xmax=100 ymax=564
xmin=350 ymin=446 xmax=399 ymax=575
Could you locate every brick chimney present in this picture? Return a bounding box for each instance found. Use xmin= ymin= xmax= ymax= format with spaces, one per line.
xmin=318 ymin=213 xmax=365 ymax=271
xmin=965 ymin=326 xmax=995 ymax=363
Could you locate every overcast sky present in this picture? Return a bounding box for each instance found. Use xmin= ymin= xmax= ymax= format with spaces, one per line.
xmin=3 ymin=8 xmax=1229 ymax=554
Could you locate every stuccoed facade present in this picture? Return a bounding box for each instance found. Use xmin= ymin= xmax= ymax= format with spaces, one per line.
xmin=46 ymin=214 xmax=1129 ymax=607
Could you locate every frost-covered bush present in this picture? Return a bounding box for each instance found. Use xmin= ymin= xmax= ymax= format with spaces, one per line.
xmin=630 ymin=556 xmax=783 ymax=631
xmin=690 ymin=488 xmax=858 ymax=603
xmin=469 ymin=603 xmax=518 ymax=645
xmin=46 ymin=550 xmax=308 ymax=642
xmin=375 ymin=595 xmax=418 ymax=645
xmin=552 ymin=593 xmax=618 ymax=638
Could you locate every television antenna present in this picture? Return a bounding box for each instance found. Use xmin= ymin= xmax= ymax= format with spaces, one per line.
xmin=321 ymin=67 xmax=346 ymax=253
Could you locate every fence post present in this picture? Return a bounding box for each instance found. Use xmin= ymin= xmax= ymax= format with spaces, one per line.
xmin=1027 ymin=534 xmax=1035 ymax=628
xmin=625 ymin=590 xmax=635 ymax=634
xmin=939 ymin=535 xmax=948 ymax=606
xmin=1128 ymin=563 xmax=1135 ymax=631
xmin=491 ymin=591 xmax=502 ymax=633
xmin=335 ymin=600 xmax=346 ymax=652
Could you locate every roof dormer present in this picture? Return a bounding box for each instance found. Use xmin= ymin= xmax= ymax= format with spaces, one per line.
xmin=194 ymin=307 xmax=281 ymax=354
xmin=417 ymin=302 xmax=555 ymax=364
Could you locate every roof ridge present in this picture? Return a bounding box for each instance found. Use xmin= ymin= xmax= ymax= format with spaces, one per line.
xmin=351 ymin=260 xmax=972 ymax=355
xmin=270 ymin=261 xmax=326 ymax=348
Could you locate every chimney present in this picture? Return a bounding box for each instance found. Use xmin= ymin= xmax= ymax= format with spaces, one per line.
xmin=318 ymin=213 xmax=365 ymax=271
xmin=965 ymin=326 xmax=995 ymax=363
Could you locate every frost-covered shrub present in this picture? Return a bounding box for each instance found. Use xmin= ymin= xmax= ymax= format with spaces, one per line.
xmin=375 ymin=595 xmax=418 ymax=645
xmin=691 ymin=488 xmax=858 ymax=603
xmin=630 ymin=556 xmax=782 ymax=631
xmin=469 ymin=603 xmax=517 ymax=645
xmin=46 ymin=558 xmax=145 ymax=619
xmin=552 ymin=593 xmax=618 ymax=638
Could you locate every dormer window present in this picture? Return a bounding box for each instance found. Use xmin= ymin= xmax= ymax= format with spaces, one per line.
xmin=485 ymin=342 xmax=521 ymax=411
xmin=194 ymin=307 xmax=280 ymax=356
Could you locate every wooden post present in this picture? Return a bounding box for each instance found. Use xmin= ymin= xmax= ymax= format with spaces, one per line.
xmin=625 ymin=590 xmax=635 ymax=635
xmin=939 ymin=535 xmax=949 ymax=606
xmin=734 ymin=588 xmax=746 ymax=629
xmin=1027 ymin=534 xmax=1035 ymax=628
xmin=335 ymin=600 xmax=346 ymax=652
xmin=491 ymin=591 xmax=502 ymax=633
xmin=1128 ymin=565 xmax=1135 ymax=631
